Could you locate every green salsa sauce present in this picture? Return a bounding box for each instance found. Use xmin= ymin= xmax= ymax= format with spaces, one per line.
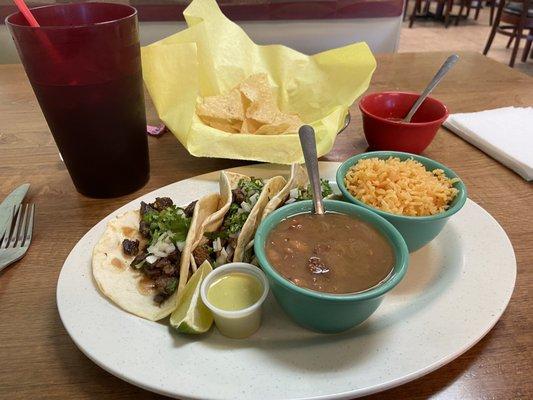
xmin=207 ymin=273 xmax=262 ymax=311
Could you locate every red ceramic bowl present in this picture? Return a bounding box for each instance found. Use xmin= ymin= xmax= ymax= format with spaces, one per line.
xmin=359 ymin=92 xmax=449 ymax=154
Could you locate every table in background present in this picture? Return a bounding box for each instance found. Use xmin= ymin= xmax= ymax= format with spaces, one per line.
xmin=0 ymin=51 xmax=531 ymax=399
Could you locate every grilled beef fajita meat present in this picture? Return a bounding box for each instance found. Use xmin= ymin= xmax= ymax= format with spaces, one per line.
xmin=192 ymin=244 xmax=211 ymax=267
xmin=122 ymin=239 xmax=139 ymax=256
xmin=122 ymin=197 xmax=196 ymax=305
xmin=183 ymin=200 xmax=197 ymax=218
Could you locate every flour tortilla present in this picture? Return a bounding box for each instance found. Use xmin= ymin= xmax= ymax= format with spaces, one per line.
xmin=188 ymin=172 xmax=241 ymax=270
xmin=225 ymin=172 xmax=286 ymax=262
xmin=197 ymin=171 xmax=243 ymax=235
xmin=191 ymin=171 xmax=286 ymax=266
xmin=92 ymin=193 xmax=220 ymax=321
xmin=261 ymin=164 xmax=308 ymax=220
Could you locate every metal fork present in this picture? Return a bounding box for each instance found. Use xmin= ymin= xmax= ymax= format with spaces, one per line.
xmin=0 ymin=204 xmax=35 ymax=272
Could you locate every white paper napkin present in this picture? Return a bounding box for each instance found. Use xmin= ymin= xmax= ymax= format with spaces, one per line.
xmin=444 ymin=107 xmax=533 ymax=181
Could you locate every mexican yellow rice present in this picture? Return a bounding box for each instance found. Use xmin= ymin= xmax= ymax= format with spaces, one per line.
xmin=344 ymin=157 xmax=459 ymax=216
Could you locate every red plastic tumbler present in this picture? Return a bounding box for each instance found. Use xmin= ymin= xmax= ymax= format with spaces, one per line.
xmin=6 ymin=3 xmax=149 ymax=198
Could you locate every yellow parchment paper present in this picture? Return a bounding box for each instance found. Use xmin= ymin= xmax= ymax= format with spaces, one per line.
xmin=141 ymin=0 xmax=376 ymax=164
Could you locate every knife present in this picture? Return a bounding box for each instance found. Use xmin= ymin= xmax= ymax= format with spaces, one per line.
xmin=0 ymin=183 xmax=30 ymax=238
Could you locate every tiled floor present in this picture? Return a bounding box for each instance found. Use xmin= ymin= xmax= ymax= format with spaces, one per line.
xmin=399 ymin=4 xmax=533 ymax=76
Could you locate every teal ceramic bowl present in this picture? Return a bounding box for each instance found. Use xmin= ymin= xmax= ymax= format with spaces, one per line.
xmin=254 ymin=200 xmax=409 ymax=333
xmin=336 ymin=151 xmax=467 ymax=252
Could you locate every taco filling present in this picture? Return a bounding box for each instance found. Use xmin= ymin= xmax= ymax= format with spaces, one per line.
xmin=122 ymin=197 xmax=196 ymax=305
xmin=285 ymin=179 xmax=333 ymax=204
xmin=193 ymin=177 xmax=264 ymax=267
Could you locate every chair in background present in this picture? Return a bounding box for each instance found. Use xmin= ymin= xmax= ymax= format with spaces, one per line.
xmin=522 ymin=34 xmax=533 ymax=60
xmin=487 ymin=0 xmax=498 ymax=25
xmin=404 ymin=0 xmax=425 ymax=20
xmin=466 ymin=0 xmax=484 ymax=21
xmin=455 ymin=0 xmax=497 ymax=26
xmin=483 ymin=0 xmax=533 ymax=67
xmin=409 ymin=0 xmax=456 ymax=28
xmin=522 ymin=35 xmax=533 ymax=62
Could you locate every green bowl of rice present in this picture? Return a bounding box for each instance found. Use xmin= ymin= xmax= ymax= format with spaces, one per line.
xmin=336 ymin=151 xmax=467 ymax=252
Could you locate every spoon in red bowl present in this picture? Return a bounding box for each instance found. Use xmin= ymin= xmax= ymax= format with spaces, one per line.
xmin=403 ymin=54 xmax=459 ymax=123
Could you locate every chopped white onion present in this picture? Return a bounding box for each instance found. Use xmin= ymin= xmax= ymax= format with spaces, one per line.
xmin=289 ymin=188 xmax=299 ymax=199
xmin=220 ymin=247 xmax=228 ymax=260
xmin=216 ymin=252 xmax=228 ymax=266
xmin=240 ymin=201 xmax=252 ymax=213
xmin=145 ymin=255 xmax=158 ymax=264
xmin=176 ymin=241 xmax=186 ymax=252
xmin=164 ymin=242 xmax=176 ymax=253
xmin=249 ymin=193 xmax=259 ymax=206
xmin=212 ymin=237 xmax=222 ymax=252
xmin=147 ymin=231 xmax=177 ymax=257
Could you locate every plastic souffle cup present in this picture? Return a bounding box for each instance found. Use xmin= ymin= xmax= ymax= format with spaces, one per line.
xmin=200 ymin=263 xmax=269 ymax=339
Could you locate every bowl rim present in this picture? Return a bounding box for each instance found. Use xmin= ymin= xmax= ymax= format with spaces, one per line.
xmin=359 ymin=91 xmax=449 ymax=126
xmin=254 ymin=199 xmax=409 ymax=302
xmin=336 ymin=151 xmax=468 ymax=222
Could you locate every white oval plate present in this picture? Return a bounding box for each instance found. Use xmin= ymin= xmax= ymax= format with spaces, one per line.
xmin=57 ymin=162 xmax=516 ymax=400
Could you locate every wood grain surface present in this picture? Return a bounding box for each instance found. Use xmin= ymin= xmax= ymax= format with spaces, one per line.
xmin=0 ymin=52 xmax=531 ymax=400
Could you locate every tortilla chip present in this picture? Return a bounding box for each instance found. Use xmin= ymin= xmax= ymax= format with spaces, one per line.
xmin=254 ymin=122 xmax=291 ymax=135
xmin=196 ymin=88 xmax=245 ymax=122
xmin=241 ymin=118 xmax=262 ymax=134
xmin=275 ymin=113 xmax=302 ymax=133
xmin=245 ymin=101 xmax=279 ymax=124
xmin=202 ymin=117 xmax=242 ymax=133
xmin=238 ymin=73 xmax=272 ymax=104
xmin=253 ymin=112 xmax=302 ymax=134
xmin=196 ymin=73 xmax=303 ymax=135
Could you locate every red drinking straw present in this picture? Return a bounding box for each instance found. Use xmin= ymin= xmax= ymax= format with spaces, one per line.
xmin=11 ymin=0 xmax=64 ymax=66
xmin=13 ymin=0 xmax=40 ymax=27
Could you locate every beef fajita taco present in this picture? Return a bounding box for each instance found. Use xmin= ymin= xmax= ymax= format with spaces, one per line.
xmin=92 ymin=194 xmax=220 ymax=321
xmin=191 ymin=171 xmax=286 ymax=268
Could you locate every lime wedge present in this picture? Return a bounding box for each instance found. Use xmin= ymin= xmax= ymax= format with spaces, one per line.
xmin=170 ymin=261 xmax=213 ymax=334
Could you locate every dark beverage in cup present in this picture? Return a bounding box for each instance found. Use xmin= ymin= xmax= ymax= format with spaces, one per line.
xmin=6 ymin=3 xmax=149 ymax=198
xmin=30 ymin=72 xmax=148 ymax=197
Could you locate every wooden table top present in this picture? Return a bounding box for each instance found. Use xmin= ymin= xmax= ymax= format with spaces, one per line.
xmin=0 ymin=51 xmax=531 ymax=400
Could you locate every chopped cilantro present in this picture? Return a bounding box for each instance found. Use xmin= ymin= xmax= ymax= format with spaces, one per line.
xmin=208 ymin=178 xmax=263 ymax=241
xmin=143 ymin=205 xmax=191 ymax=245
xmin=210 ymin=203 xmax=249 ymax=240
xmin=296 ymin=179 xmax=333 ymax=201
xmin=321 ymin=179 xmax=333 ymax=197
xmin=164 ymin=277 xmax=178 ymax=294
xmin=223 ymin=203 xmax=249 ymax=235
xmin=239 ymin=177 xmax=264 ymax=198
xmin=205 ymin=231 xmax=222 ymax=241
